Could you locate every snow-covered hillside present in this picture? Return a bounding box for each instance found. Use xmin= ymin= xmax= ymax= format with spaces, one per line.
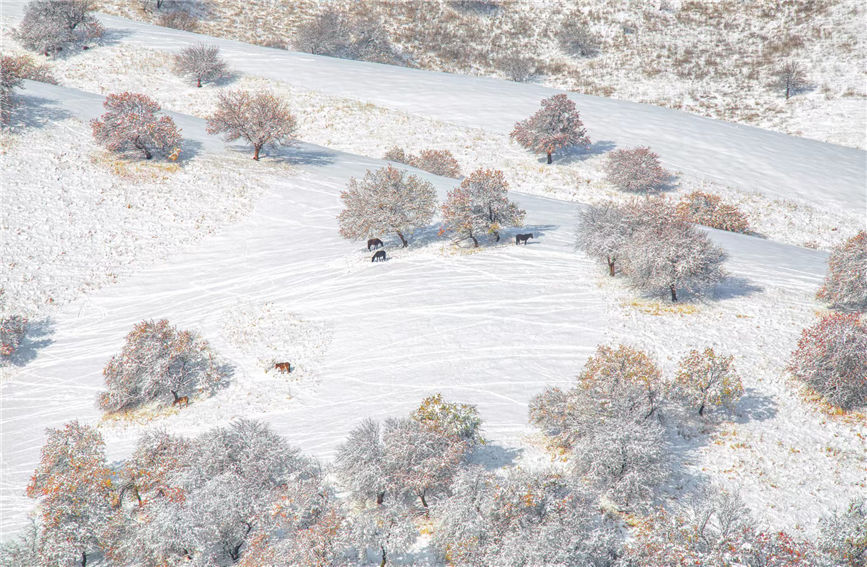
xmin=1 ymin=3 xmax=865 ymax=563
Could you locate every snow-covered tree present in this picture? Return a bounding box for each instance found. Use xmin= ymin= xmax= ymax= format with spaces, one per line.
xmin=604 ymin=146 xmax=670 ymax=194
xmin=174 ymin=43 xmax=228 ymax=88
xmin=382 ymin=417 xmax=468 ymax=508
xmin=411 ymin=149 xmax=461 ymax=178
xmin=0 ymin=521 xmax=41 ymax=567
xmin=97 ymin=319 xmax=227 ymax=413
xmin=510 ymin=94 xmax=590 ymax=163
xmin=817 ymin=231 xmax=867 ymax=312
xmin=673 ymin=348 xmax=744 ymax=417
xmin=1 ymin=53 xmax=55 ymax=124
xmin=15 ymin=0 xmax=104 ymax=56
xmin=26 ymin=421 xmax=113 ymax=567
xmin=349 ymin=502 xmax=416 ymax=566
xmin=294 ymin=6 xmax=400 ymax=65
xmin=412 ymin=393 xmax=483 ymax=445
xmin=788 ymin=313 xmax=867 ymax=410
xmin=622 ymin=201 xmax=727 ymax=301
xmin=383 ymin=145 xmax=408 ymax=163
xmin=817 ymin=499 xmax=866 ymax=567
xmin=206 ymin=89 xmax=297 ymax=160
xmin=91 ymin=92 xmax=181 ymax=160
xmin=675 ymin=191 xmax=750 ymax=233
xmin=334 ymin=418 xmax=389 ymax=505
xmin=441 ymin=168 xmax=526 ymax=246
xmin=0 ymin=314 xmax=27 ymax=360
xmin=337 ymin=165 xmax=437 ymax=247
xmin=775 ymin=60 xmax=809 ymax=100
xmin=576 ymin=201 xmax=639 ymax=276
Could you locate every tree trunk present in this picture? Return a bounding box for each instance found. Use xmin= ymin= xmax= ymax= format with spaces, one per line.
xmin=420 ymin=492 xmax=428 ymax=508
xmin=81 ymin=551 xmax=87 ymax=567
xmin=396 ymin=231 xmax=408 ymax=247
xmin=493 ymin=230 xmax=500 ymax=242
xmin=380 ymin=546 xmax=387 ymax=567
xmin=669 ymin=284 xmax=678 ymax=302
xmin=546 ymin=152 xmax=552 ymax=164
xmin=197 ymin=77 xmax=202 ymax=88
xmin=253 ymin=145 xmax=261 ymax=160
xmin=607 ymin=257 xmax=616 ymax=277
xmin=471 ymin=235 xmax=479 ymax=248
xmin=143 ymin=147 xmax=152 ymax=160
xmin=376 ymin=492 xmax=385 ymax=505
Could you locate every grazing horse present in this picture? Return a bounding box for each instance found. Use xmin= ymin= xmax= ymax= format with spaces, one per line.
xmin=170 ymin=390 xmax=189 ymax=408
xmin=367 ymin=238 xmax=384 ymax=251
xmin=515 ymin=233 xmax=534 ymax=245
xmin=274 ymin=362 xmax=292 ymax=374
xmin=372 ymin=250 xmax=387 ymax=262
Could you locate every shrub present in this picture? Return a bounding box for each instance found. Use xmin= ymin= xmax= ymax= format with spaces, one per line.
xmin=817 ymin=231 xmax=867 ymax=312
xmin=510 ymin=94 xmax=590 ymax=163
xmin=157 ymin=8 xmax=198 ymax=31
xmin=673 ymin=348 xmax=744 ymax=417
xmin=557 ymin=13 xmax=599 ymax=57
xmin=497 ymin=50 xmax=537 ymax=82
xmin=0 ymin=315 xmax=27 ymax=359
xmin=91 ymin=92 xmax=181 ymax=160
xmin=383 ymin=145 xmax=408 ymax=163
xmin=441 ymin=168 xmax=525 ymax=246
xmin=774 ymin=60 xmax=809 ymax=100
xmin=16 ymin=0 xmax=104 ymax=55
xmin=1 ymin=54 xmax=55 ymax=125
xmin=412 ymin=393 xmax=483 ymax=444
xmin=410 ymin=149 xmax=461 ymax=177
xmin=174 ymin=43 xmax=228 ymax=87
xmin=818 ymin=499 xmax=867 ymax=567
xmin=604 ymin=146 xmax=670 ymax=194
xmin=788 ymin=313 xmax=867 ymax=410
xmin=338 ymin=164 xmax=437 ymax=247
xmin=97 ymin=319 xmax=227 ymax=413
xmin=206 ymin=90 xmax=297 ymax=160
xmin=293 ymin=6 xmax=401 ymax=65
xmin=675 ymin=191 xmax=750 ymax=233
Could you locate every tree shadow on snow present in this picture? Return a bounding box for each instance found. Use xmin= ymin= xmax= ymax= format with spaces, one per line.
xmin=734 ymin=388 xmax=778 ymax=423
xmin=2 ymin=318 xmax=54 ymax=367
xmin=233 ymin=143 xmax=336 ymax=167
xmin=712 ymin=276 xmax=764 ymax=301
xmin=547 ymin=139 xmax=616 ymax=165
xmin=465 ymin=443 xmax=522 ymax=470
xmin=9 ymin=94 xmax=73 ymax=130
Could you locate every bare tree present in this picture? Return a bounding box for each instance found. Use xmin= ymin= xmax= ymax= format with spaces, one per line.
xmin=174 ymin=43 xmax=228 ymax=88
xmin=90 ymin=92 xmax=181 ymax=160
xmin=775 ymin=60 xmax=809 ymax=100
xmin=206 ymin=90 xmax=297 ymax=160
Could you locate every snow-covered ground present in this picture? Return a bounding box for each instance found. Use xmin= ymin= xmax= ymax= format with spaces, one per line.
xmin=1 ymin=80 xmax=864 ymax=546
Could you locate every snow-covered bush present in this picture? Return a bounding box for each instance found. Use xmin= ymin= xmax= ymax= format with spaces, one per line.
xmin=441 ymin=168 xmax=525 ymax=246
xmin=293 ymin=6 xmax=401 ymax=65
xmin=412 ymin=393 xmax=483 ymax=445
xmin=91 ymin=92 xmax=182 ymax=160
xmin=16 ymin=0 xmax=104 ymax=55
xmin=622 ymin=199 xmax=727 ymax=302
xmin=788 ymin=313 xmax=867 ymax=410
xmin=0 ymin=315 xmax=27 ymax=360
xmin=576 ymin=200 xmax=639 ymax=276
xmin=510 ymin=94 xmax=590 ymax=163
xmin=411 ymin=149 xmax=461 ymax=178
xmin=337 ymin=164 xmax=437 ymax=247
xmin=604 ymin=146 xmax=670 ymax=194
xmin=97 ymin=319 xmax=227 ymax=413
xmin=675 ymin=191 xmax=751 ymax=233
xmin=26 ymin=421 xmax=113 ymax=567
xmin=174 ymin=43 xmax=228 ymax=87
xmin=530 ymin=344 xmax=669 ymax=508
xmin=673 ymin=348 xmax=744 ymax=417
xmin=334 ymin=416 xmax=469 ymax=509
xmin=817 ymin=231 xmax=867 ymax=312
xmin=432 ymin=467 xmax=622 ymax=566
xmin=0 ymin=55 xmax=54 ymax=125
xmin=817 ymin=499 xmax=866 ymax=567
xmin=206 ymin=89 xmax=297 ymax=160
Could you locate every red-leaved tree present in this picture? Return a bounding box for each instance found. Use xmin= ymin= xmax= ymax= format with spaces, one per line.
xmin=817 ymin=231 xmax=867 ymax=312
xmin=206 ymin=89 xmax=297 ymax=160
xmin=789 ymin=313 xmax=867 ymax=410
xmin=510 ymin=94 xmax=590 ymax=164
xmin=440 ymin=169 xmax=525 ymax=247
xmin=91 ymin=92 xmax=181 ymax=160
xmin=605 ymin=146 xmax=670 ymax=194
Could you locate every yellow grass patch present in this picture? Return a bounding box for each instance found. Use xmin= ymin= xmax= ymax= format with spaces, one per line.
xmin=622 ymin=298 xmax=699 ymax=316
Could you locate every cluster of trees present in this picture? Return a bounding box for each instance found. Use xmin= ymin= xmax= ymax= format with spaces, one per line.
xmin=577 ymin=198 xmax=727 ymax=301
xmin=675 ymin=190 xmax=751 ymax=233
xmin=338 ymin=165 xmax=525 ymax=249
xmin=511 ymin=94 xmax=590 ymax=164
xmin=293 ymin=5 xmax=402 ymax=65
xmin=96 ymin=319 xmax=229 ymax=413
xmin=0 ymin=314 xmax=27 ymax=360
xmin=604 ymin=146 xmax=671 ymax=194
xmin=15 ymin=0 xmax=104 ymax=56
xmin=383 ymin=146 xmax=461 ymax=178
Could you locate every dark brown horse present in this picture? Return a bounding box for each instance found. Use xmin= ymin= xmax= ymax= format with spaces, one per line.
xmin=515 ymin=233 xmax=533 ymax=245
xmin=372 ymin=250 xmax=387 ymax=262
xmin=367 ymin=238 xmax=384 ymax=251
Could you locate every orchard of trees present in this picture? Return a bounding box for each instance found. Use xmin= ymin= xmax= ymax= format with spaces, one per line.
xmin=577 ymin=198 xmax=727 ymax=301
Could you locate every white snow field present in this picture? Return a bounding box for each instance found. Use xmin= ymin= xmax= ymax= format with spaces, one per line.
xmin=1 ymin=4 xmax=866 ymax=554
xmin=2 ymin=79 xmax=865 ymax=547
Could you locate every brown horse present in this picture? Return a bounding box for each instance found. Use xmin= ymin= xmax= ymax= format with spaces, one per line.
xmin=372 ymin=250 xmax=387 ymax=262
xmin=367 ymin=238 xmax=384 ymax=251
xmin=274 ymin=362 xmax=292 ymax=374
xmin=170 ymin=390 xmax=189 ymax=408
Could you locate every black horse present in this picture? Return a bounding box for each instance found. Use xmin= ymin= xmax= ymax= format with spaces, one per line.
xmin=371 ymin=250 xmax=387 ymax=262
xmin=515 ymin=233 xmax=534 ymax=245
xmin=368 ymin=238 xmax=384 ymax=251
